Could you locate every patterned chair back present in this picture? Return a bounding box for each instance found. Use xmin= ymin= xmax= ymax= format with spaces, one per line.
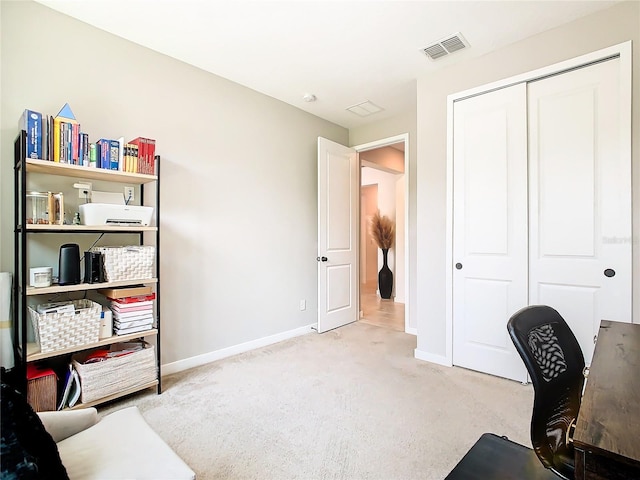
xmin=507 ymin=305 xmax=585 ymax=480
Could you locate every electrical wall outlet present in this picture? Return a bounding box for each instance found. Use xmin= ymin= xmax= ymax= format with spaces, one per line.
xmin=74 ymin=182 xmax=92 ymax=198
xmin=124 ymin=186 xmax=135 ymax=202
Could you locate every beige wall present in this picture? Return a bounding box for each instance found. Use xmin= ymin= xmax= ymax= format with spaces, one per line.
xmin=350 ymin=108 xmax=417 ymax=332
xmin=0 ymin=1 xmax=348 ymax=367
xmin=416 ymin=1 xmax=640 ymax=359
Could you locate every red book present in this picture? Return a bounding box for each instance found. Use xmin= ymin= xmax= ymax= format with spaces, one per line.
xmin=72 ymin=123 xmax=80 ymax=164
xmin=142 ymin=138 xmax=149 ymax=174
xmin=147 ymin=138 xmax=156 ymax=174
xmin=109 ymin=293 xmax=156 ymax=312
xmin=128 ymin=137 xmax=145 ymax=173
xmin=109 ymin=293 xmax=156 ymax=305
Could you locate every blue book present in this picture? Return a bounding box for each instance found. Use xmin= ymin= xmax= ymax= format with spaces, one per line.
xmin=109 ymin=139 xmax=120 ymax=170
xmin=96 ymin=139 xmax=111 ymax=169
xmin=19 ymin=109 xmax=42 ymax=159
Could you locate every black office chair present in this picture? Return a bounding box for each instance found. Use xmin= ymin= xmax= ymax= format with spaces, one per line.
xmin=446 ymin=305 xmax=585 ymax=480
xmin=508 ymin=305 xmax=585 ymax=479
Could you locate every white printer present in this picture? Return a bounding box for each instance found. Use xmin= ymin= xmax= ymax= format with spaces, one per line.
xmin=79 ymin=191 xmax=154 ymax=226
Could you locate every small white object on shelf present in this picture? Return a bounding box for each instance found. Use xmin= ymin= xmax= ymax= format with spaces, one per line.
xmin=30 ymin=267 xmax=52 ymax=287
xmin=99 ymin=308 xmax=113 ymax=340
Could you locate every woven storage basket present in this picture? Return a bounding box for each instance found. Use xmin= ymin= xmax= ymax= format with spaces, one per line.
xmin=28 ymin=299 xmax=101 ymax=353
xmin=72 ymin=343 xmax=157 ymax=404
xmin=93 ymin=245 xmax=155 ymax=282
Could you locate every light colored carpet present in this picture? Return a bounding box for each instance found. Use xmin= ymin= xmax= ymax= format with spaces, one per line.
xmin=101 ymin=322 xmax=535 ymax=479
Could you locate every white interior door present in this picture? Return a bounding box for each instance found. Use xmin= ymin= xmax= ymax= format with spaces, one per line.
xmin=528 ymin=58 xmax=631 ymax=364
xmin=452 ymin=84 xmax=529 ymax=383
xmin=317 ymin=137 xmax=358 ymax=333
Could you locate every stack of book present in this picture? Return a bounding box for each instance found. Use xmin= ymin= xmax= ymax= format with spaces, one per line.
xmin=19 ymin=104 xmax=157 ymax=174
xmin=109 ymin=293 xmax=156 ymax=335
xmin=124 ymin=137 xmax=156 ymax=174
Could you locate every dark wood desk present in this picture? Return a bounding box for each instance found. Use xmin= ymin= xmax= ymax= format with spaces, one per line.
xmin=574 ymin=320 xmax=640 ymax=480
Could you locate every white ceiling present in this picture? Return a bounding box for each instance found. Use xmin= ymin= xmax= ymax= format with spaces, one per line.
xmin=36 ymin=0 xmax=620 ymax=129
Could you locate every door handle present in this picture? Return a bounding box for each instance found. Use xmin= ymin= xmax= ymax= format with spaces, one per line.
xmin=317 ymin=256 xmax=328 ymax=262
xmin=604 ymin=268 xmax=615 ymax=277
xmin=455 ymin=263 xmax=463 ymax=270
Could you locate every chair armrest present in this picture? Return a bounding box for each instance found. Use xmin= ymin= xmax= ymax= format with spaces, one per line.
xmin=37 ymin=408 xmax=99 ymax=443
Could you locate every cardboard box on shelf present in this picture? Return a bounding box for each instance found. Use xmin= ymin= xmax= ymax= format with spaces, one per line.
xmin=97 ymin=285 xmax=153 ymax=299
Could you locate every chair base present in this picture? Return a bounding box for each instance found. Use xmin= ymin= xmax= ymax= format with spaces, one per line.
xmin=446 ymin=433 xmax=560 ymax=480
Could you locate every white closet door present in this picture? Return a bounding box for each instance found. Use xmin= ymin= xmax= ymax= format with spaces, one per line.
xmin=452 ymin=83 xmax=529 ymax=383
xmin=528 ymin=58 xmax=631 ymax=364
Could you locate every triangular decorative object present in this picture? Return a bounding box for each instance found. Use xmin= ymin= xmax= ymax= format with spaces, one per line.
xmin=56 ymin=103 xmax=76 ymax=120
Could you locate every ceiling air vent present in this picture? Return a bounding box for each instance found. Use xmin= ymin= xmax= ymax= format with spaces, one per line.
xmin=422 ymin=32 xmax=469 ymax=60
xmin=346 ymin=100 xmax=384 ymax=117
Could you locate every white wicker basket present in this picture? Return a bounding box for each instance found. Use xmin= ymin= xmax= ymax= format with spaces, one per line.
xmin=72 ymin=343 xmax=157 ymax=404
xmin=28 ymin=300 xmax=101 ymax=353
xmin=93 ymin=245 xmax=155 ymax=282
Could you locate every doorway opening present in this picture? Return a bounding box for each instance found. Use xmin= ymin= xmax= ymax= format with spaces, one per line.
xmin=357 ymin=138 xmax=406 ymax=332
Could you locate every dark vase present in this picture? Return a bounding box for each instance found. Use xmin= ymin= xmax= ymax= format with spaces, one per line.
xmin=378 ymin=248 xmax=393 ymax=300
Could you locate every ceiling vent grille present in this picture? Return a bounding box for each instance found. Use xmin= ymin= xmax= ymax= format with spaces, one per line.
xmin=422 ymin=32 xmax=469 ymax=60
xmin=346 ymin=100 xmax=384 ymax=117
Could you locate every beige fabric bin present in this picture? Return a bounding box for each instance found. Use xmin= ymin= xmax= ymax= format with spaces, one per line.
xmin=72 ymin=343 xmax=157 ymax=404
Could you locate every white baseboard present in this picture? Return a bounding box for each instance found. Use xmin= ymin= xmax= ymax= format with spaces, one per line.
xmin=414 ymin=348 xmax=452 ymax=367
xmin=162 ymin=324 xmax=315 ymax=376
xmin=405 ymin=327 xmax=417 ymax=336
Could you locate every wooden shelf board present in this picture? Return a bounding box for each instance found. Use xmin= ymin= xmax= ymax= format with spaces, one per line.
xmin=26 ymin=158 xmax=157 ymax=184
xmin=26 ymin=329 xmax=159 ymax=361
xmin=26 ymin=278 xmax=157 ymax=296
xmin=25 ymin=224 xmax=157 ymax=233
xmin=68 ymin=380 xmax=159 ymax=410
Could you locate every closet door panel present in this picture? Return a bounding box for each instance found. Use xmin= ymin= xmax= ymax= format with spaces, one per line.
xmin=528 ymin=58 xmax=631 ymax=364
xmin=452 ymin=83 xmax=528 ymax=382
xmin=536 ymin=87 xmax=595 ymax=257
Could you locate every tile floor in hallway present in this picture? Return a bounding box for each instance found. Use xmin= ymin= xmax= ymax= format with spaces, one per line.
xmin=359 ymin=282 xmax=405 ymax=332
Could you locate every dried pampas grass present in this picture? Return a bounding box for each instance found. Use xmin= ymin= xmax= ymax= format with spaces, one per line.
xmin=370 ymin=211 xmax=395 ymax=250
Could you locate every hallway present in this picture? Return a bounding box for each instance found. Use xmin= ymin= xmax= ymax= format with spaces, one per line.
xmin=359 ymin=282 xmax=405 ymax=332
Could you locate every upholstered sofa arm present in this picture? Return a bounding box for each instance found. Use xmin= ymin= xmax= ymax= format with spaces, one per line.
xmin=37 ymin=408 xmax=99 ymax=443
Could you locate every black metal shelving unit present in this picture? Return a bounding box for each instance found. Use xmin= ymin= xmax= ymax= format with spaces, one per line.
xmin=12 ymin=130 xmax=162 ymax=403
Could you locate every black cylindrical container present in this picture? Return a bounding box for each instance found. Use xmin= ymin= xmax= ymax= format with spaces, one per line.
xmin=58 ymin=243 xmax=81 ymax=285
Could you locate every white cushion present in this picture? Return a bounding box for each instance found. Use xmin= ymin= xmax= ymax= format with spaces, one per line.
xmin=56 ymin=406 xmax=195 ymax=480
xmin=39 ymin=408 xmax=99 ymax=443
